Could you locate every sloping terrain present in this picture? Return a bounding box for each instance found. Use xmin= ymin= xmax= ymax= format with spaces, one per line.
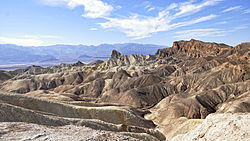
xmin=172 ymin=113 xmax=250 ymax=141
xmin=0 ymin=91 xmax=165 ymax=140
xmin=0 ymin=39 xmax=249 ymax=140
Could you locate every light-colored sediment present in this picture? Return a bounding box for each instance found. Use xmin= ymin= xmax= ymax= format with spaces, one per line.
xmin=172 ymin=113 xmax=250 ymax=141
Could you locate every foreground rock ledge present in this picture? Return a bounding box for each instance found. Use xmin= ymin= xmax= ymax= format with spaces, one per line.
xmin=171 ymin=113 xmax=250 ymax=141
xmin=0 ymin=122 xmax=155 ymax=141
xmin=0 ymin=91 xmax=164 ymax=141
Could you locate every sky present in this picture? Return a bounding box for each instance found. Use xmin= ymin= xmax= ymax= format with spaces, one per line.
xmin=0 ymin=0 xmax=250 ymax=46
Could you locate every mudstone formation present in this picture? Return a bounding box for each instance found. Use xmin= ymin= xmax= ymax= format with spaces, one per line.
xmin=0 ymin=39 xmax=249 ymax=141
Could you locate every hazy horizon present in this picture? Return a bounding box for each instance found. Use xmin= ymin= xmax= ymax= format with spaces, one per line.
xmin=0 ymin=42 xmax=169 ymax=47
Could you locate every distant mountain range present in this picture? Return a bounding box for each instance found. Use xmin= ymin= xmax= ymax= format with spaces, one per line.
xmin=0 ymin=43 xmax=167 ymax=70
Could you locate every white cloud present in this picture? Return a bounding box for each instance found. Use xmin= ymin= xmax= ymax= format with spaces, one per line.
xmin=167 ymin=3 xmax=178 ymax=10
xmin=99 ymin=12 xmax=172 ymax=39
xmin=116 ymin=5 xmax=122 ymax=9
xmin=39 ymin=35 xmax=60 ymax=39
xmin=234 ymin=25 xmax=248 ymax=30
xmin=99 ymin=0 xmax=221 ymax=39
xmin=143 ymin=1 xmax=152 ymax=9
xmin=142 ymin=1 xmax=156 ymax=13
xmin=41 ymin=0 xmax=113 ymax=18
xmin=170 ymin=14 xmax=216 ymax=28
xmin=0 ymin=36 xmax=44 ymax=46
xmin=41 ymin=0 xmax=222 ymax=39
xmin=100 ymin=10 xmax=216 ymax=39
xmin=222 ymin=6 xmax=241 ymax=13
xmin=174 ymin=0 xmax=222 ymax=17
xmin=0 ymin=35 xmax=60 ymax=46
xmin=89 ymin=28 xmax=98 ymax=31
xmin=243 ymin=9 xmax=250 ymax=14
xmin=147 ymin=7 xmax=155 ymax=12
xmin=216 ymin=21 xmax=228 ymax=24
xmin=22 ymin=34 xmax=59 ymax=39
xmin=174 ymin=28 xmax=226 ymax=39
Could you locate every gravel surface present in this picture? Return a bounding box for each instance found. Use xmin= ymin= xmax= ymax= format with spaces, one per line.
xmin=0 ymin=122 xmax=140 ymax=141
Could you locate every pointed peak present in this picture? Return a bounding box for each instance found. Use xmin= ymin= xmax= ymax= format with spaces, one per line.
xmin=75 ymin=61 xmax=84 ymax=65
xmin=190 ymin=38 xmax=198 ymax=42
xmin=111 ymin=50 xmax=122 ymax=58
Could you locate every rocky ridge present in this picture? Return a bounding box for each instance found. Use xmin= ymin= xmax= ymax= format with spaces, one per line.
xmin=0 ymin=71 xmax=11 ymax=83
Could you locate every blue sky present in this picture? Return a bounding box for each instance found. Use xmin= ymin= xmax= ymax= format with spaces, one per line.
xmin=0 ymin=0 xmax=249 ymax=46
